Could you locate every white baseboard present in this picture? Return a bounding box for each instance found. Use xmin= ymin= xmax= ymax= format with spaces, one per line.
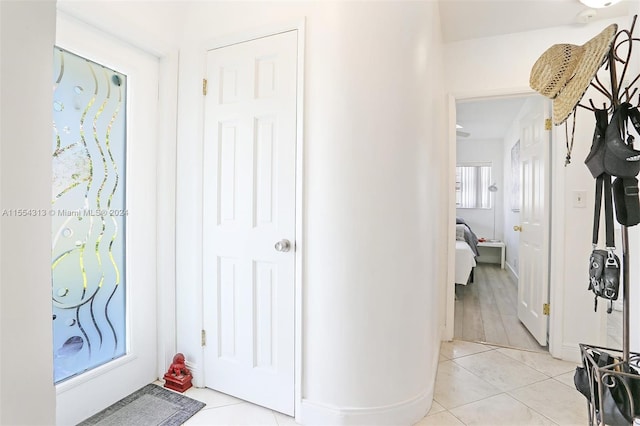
xmin=560 ymin=343 xmax=582 ymax=364
xmin=298 ymin=389 xmax=432 ymax=426
xmin=506 ymin=262 xmax=518 ymax=281
xmin=185 ymin=361 xmax=203 ymax=388
xmin=613 ymin=300 xmax=623 ymax=312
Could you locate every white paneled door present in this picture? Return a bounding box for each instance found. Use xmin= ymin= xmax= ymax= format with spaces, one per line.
xmin=517 ymin=98 xmax=551 ymax=346
xmin=202 ymin=31 xmax=298 ymax=416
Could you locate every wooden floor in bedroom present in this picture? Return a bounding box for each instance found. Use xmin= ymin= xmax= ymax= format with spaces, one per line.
xmin=454 ymin=263 xmax=548 ymax=352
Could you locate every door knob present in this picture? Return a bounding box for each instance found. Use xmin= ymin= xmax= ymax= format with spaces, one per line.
xmin=513 ymin=225 xmax=522 ymax=232
xmin=274 ymin=239 xmax=291 ymax=252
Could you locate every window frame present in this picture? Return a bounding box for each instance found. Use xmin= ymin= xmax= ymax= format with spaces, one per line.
xmin=455 ymin=162 xmax=494 ymax=209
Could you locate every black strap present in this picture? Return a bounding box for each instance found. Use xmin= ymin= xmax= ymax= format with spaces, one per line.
xmin=604 ymin=175 xmax=614 ymax=247
xmin=593 ymin=175 xmax=603 ymax=245
xmin=595 ymin=108 xmax=609 ymax=135
xmin=592 ymin=173 xmax=615 ymax=248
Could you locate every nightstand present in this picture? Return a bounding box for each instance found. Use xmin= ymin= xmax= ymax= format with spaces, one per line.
xmin=477 ymin=241 xmax=505 ymax=269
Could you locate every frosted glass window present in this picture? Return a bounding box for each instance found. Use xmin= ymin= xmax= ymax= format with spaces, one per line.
xmin=52 ymin=47 xmax=127 ymax=383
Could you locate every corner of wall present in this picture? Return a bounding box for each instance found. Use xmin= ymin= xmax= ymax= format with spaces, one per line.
xmin=0 ymin=1 xmax=57 ymax=424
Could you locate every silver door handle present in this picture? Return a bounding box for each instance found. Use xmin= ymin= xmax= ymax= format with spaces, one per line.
xmin=274 ymin=239 xmax=291 ymax=252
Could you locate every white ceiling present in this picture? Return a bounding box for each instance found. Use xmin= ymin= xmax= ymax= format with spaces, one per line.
xmin=445 ymin=0 xmax=633 ymax=141
xmin=456 ymin=96 xmax=532 ymax=140
xmin=439 ymin=0 xmax=633 ymax=43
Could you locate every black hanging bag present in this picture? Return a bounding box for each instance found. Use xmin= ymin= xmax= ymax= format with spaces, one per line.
xmin=606 ymin=105 xmax=640 ymax=226
xmin=585 ymin=108 xmax=610 ymax=178
xmin=613 ymin=176 xmax=640 ymax=226
xmin=603 ymin=103 xmax=640 ymax=178
xmin=588 ymin=173 xmax=620 ymax=313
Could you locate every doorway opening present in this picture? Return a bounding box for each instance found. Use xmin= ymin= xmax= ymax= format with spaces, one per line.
xmin=453 ymin=94 xmax=549 ymax=353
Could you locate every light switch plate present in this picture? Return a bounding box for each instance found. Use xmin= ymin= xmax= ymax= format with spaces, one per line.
xmin=573 ymin=190 xmax=587 ymax=208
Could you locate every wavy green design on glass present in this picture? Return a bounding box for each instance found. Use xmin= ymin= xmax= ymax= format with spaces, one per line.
xmin=105 ymin=90 xmax=122 ymax=287
xmin=92 ymin=68 xmax=109 ymax=291
xmin=51 ymin=47 xmax=127 ymax=383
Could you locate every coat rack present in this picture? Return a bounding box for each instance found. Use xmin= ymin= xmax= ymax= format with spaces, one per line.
xmin=579 ymin=15 xmax=640 ymax=117
xmin=578 ymin=14 xmax=639 ymax=364
xmin=577 ymin=15 xmax=640 ymax=426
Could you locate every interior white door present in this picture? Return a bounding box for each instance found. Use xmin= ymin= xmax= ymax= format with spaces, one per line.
xmin=202 ymin=31 xmax=297 ymax=416
xmin=55 ymin=13 xmax=159 ymax=426
xmin=517 ymin=98 xmax=551 ymax=346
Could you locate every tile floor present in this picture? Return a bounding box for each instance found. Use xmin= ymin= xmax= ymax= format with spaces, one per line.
xmin=168 ymin=340 xmax=588 ymax=426
xmin=423 ymin=340 xmax=587 ymax=426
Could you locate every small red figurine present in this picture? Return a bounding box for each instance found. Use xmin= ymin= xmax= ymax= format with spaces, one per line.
xmin=168 ymin=353 xmax=189 ymax=376
xmin=164 ymin=353 xmax=193 ymax=392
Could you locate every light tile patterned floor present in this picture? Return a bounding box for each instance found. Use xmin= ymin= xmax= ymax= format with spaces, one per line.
xmin=423 ymin=340 xmax=587 ymax=426
xmin=170 ymin=340 xmax=587 ymax=425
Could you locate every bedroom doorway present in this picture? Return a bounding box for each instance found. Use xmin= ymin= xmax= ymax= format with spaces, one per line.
xmin=454 ymin=264 xmax=545 ymax=351
xmin=453 ymin=94 xmax=549 ymax=353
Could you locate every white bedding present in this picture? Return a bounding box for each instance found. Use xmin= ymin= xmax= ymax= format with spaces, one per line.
xmin=455 ymin=240 xmax=476 ymax=285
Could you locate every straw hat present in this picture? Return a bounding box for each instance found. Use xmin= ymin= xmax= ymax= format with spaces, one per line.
xmin=530 ymin=23 xmax=618 ymax=125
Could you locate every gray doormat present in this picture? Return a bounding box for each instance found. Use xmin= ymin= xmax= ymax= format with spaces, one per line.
xmin=79 ymin=384 xmax=206 ymax=426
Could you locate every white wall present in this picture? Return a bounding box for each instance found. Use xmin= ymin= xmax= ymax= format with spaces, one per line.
xmin=456 ymin=138 xmax=504 ymax=242
xmin=175 ymin=2 xmax=447 ymax=424
xmin=0 ymin=1 xmax=57 ymax=424
xmin=57 ymin=0 xmax=186 ymax=56
xmin=445 ymin=15 xmax=637 ymax=360
xmin=0 ymin=2 xmax=181 ymax=424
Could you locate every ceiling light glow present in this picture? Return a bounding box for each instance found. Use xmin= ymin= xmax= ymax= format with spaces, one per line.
xmin=579 ymin=0 xmax=622 ymax=8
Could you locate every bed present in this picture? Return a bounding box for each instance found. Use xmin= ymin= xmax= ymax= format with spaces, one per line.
xmin=455 ymin=219 xmax=480 ymax=285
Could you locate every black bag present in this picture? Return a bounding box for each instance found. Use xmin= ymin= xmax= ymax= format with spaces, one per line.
xmin=585 ymin=108 xmax=610 ymax=178
xmin=613 ymin=176 xmax=640 ymax=226
xmin=587 ymin=106 xmax=640 ymax=228
xmin=589 ymin=249 xmax=620 ymax=303
xmin=604 ymin=103 xmax=640 ymax=178
xmin=574 ymin=348 xmax=640 ymax=426
xmin=589 ymin=174 xmax=620 ymax=313
xmin=575 ymin=350 xmax=613 ymax=412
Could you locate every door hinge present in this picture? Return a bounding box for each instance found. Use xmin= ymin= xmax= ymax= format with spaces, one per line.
xmin=543 ymin=303 xmax=550 ymax=315
xmin=202 ymin=78 xmax=208 ymax=96
xmin=545 ymin=118 xmax=552 ymax=131
xmin=201 ymin=329 xmax=206 ymax=346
